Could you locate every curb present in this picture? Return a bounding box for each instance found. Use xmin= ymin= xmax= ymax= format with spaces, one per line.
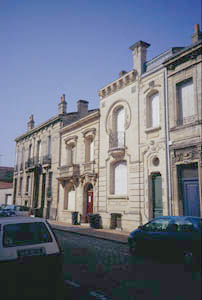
xmin=50 ymin=223 xmax=128 ymax=245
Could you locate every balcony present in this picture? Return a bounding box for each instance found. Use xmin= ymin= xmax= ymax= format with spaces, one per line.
xmin=109 ymin=131 xmax=125 ymax=159
xmin=42 ymin=155 xmax=51 ymax=167
xmin=83 ymin=161 xmax=95 ymax=174
xmin=57 ymin=164 xmax=80 ymax=181
xmin=25 ymin=157 xmax=42 ymax=171
xmin=25 ymin=158 xmax=35 ymax=170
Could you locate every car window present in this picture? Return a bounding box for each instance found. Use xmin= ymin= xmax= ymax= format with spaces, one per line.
xmin=171 ymin=219 xmax=198 ymax=232
xmin=3 ymin=222 xmax=53 ymax=247
xmin=143 ymin=219 xmax=170 ymax=232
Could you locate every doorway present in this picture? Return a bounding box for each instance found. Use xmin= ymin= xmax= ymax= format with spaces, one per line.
xmin=83 ymin=183 xmax=93 ymax=223
xmin=178 ymin=163 xmax=200 ymax=216
xmin=152 ymin=173 xmax=163 ymax=218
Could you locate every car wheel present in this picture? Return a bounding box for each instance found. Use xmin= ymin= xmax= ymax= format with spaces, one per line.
xmin=129 ymin=240 xmax=137 ymax=255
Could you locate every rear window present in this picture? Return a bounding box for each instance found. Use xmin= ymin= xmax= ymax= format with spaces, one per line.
xmin=3 ymin=222 xmax=53 ymax=247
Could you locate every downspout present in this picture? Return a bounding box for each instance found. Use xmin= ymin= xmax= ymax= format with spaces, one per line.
xmin=164 ymin=68 xmax=172 ymax=215
xmin=56 ymin=118 xmax=62 ymax=221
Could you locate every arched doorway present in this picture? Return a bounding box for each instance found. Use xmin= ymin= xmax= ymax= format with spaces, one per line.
xmin=83 ymin=183 xmax=93 ymax=223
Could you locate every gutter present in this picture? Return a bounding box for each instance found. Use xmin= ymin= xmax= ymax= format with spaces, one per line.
xmin=164 ymin=68 xmax=172 ymax=215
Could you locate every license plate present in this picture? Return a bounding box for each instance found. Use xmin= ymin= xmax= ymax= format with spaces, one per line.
xmin=17 ymin=247 xmax=46 ymax=257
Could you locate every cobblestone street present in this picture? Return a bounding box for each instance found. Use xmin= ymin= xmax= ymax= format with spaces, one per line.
xmin=55 ymin=229 xmax=201 ymax=300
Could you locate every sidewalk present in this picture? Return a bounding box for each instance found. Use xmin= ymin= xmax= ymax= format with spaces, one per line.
xmin=48 ymin=220 xmax=129 ymax=244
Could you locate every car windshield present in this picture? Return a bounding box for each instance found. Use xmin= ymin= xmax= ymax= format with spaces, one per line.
xmin=3 ymin=222 xmax=52 ymax=247
xmin=4 ymin=205 xmax=15 ymax=210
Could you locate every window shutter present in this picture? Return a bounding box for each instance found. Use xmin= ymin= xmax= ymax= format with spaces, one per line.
xmin=178 ymin=79 xmax=194 ymax=119
xmin=114 ymin=161 xmax=127 ymax=195
xmin=68 ymin=190 xmax=76 ymax=211
xmin=150 ymin=93 xmax=159 ymax=127
xmin=90 ymin=139 xmax=94 ymax=161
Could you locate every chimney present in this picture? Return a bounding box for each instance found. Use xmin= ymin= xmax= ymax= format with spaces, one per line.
xmin=129 ymin=40 xmax=150 ymax=75
xmin=192 ymin=24 xmax=202 ymax=43
xmin=27 ymin=114 xmax=35 ymax=131
xmin=77 ymin=100 xmax=88 ymax=118
xmin=58 ymin=94 xmax=67 ymax=115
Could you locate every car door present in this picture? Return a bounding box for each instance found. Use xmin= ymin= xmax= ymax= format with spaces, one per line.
xmin=139 ymin=218 xmax=171 ymax=257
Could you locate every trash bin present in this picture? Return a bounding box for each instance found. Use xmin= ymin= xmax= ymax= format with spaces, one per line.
xmin=71 ymin=211 xmax=79 ymax=225
xmin=88 ymin=214 xmax=100 ymax=229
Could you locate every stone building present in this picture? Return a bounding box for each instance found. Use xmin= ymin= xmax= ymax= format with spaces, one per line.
xmin=57 ymin=101 xmax=99 ymax=224
xmin=97 ymin=40 xmax=184 ymax=231
xmin=0 ymin=166 xmax=13 ymax=205
xmin=13 ymin=95 xmax=83 ymax=219
xmin=163 ymin=24 xmax=202 ymax=217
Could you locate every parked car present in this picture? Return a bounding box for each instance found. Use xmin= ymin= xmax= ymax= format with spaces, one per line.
xmin=1 ymin=205 xmax=16 ymax=217
xmin=0 ymin=216 xmax=64 ymax=298
xmin=1 ymin=205 xmax=31 ymax=217
xmin=128 ymin=216 xmax=201 ymax=268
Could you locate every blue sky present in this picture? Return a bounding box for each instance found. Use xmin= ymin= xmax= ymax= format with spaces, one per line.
xmin=0 ymin=0 xmax=201 ymax=166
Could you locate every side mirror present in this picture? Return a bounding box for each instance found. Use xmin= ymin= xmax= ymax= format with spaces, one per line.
xmin=138 ymin=225 xmax=144 ymax=230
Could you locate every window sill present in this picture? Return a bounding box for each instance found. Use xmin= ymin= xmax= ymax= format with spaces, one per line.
xmin=145 ymin=126 xmax=161 ymax=133
xmin=108 ymin=195 xmax=129 ymax=200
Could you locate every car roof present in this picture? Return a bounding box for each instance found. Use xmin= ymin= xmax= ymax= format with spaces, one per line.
xmin=0 ymin=216 xmax=46 ymax=225
xmin=154 ymin=216 xmax=201 ymax=221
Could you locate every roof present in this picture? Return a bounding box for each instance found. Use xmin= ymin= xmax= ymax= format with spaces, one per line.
xmin=0 ymin=181 xmax=13 ymax=189
xmin=163 ymin=40 xmax=202 ymax=65
xmin=0 ymin=216 xmax=46 ymax=225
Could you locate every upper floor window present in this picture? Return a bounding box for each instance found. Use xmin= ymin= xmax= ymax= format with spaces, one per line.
xmin=67 ymin=143 xmax=76 ymax=165
xmin=176 ymin=78 xmax=195 ymax=125
xmin=85 ymin=137 xmax=94 ymax=162
xmin=36 ymin=140 xmax=41 ymax=162
xmin=148 ymin=92 xmax=159 ymax=128
xmin=47 ymin=136 xmax=51 ymax=157
xmin=110 ymin=106 xmax=125 ymax=149
xmin=112 ymin=161 xmax=127 ymax=195
xmin=28 ymin=144 xmax=32 ymax=159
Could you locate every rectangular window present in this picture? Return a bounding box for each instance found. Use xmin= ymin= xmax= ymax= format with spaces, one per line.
xmin=47 ymin=136 xmax=51 ymax=156
xmin=90 ymin=140 xmax=94 ymax=161
xmin=26 ymin=176 xmax=30 ymax=194
xmin=150 ymin=93 xmax=159 ymax=128
xmin=177 ymin=78 xmax=194 ymax=125
xmin=37 ymin=141 xmax=41 ymax=161
xmin=28 ymin=144 xmax=32 ymax=159
xmin=19 ymin=177 xmax=23 ymax=195
xmin=47 ymin=172 xmax=52 ymax=197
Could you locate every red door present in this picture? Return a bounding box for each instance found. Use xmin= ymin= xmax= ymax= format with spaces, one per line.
xmin=87 ymin=190 xmax=93 ymax=214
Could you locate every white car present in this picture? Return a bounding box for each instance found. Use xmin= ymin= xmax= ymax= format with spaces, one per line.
xmin=0 ymin=217 xmax=64 ymax=298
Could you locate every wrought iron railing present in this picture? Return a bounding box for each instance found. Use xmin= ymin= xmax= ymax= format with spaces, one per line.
xmin=42 ymin=155 xmax=51 ymax=165
xmin=109 ymin=131 xmax=125 ymax=149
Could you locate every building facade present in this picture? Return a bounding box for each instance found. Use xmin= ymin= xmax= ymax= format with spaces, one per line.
xmin=164 ymin=24 xmax=202 ymax=217
xmin=13 ymin=95 xmax=79 ymax=219
xmin=97 ymin=40 xmax=184 ymax=231
xmin=57 ymin=101 xmax=99 ymax=224
xmin=0 ymin=166 xmax=13 ymax=205
xmin=13 ymin=25 xmax=202 ymax=231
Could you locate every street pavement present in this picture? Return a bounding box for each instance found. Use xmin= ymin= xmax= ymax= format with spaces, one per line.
xmin=49 ymin=220 xmax=201 ymax=300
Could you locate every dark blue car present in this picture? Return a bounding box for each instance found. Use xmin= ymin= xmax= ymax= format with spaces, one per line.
xmin=128 ymin=216 xmax=201 ymax=268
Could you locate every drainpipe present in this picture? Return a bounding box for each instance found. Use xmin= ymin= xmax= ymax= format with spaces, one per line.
xmin=164 ymin=68 xmax=172 ymax=215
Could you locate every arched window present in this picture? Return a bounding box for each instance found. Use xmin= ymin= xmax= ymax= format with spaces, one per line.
xmin=110 ymin=106 xmax=125 ymax=148
xmin=148 ymin=92 xmax=159 ymax=128
xmin=113 ymin=161 xmax=127 ymax=195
